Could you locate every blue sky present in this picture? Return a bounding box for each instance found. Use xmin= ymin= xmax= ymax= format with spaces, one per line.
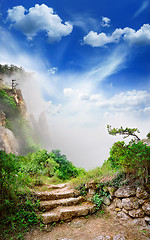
xmin=0 ymin=0 xmax=150 ymax=169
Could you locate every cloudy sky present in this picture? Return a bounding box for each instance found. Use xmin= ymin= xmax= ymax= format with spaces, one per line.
xmin=0 ymin=0 xmax=150 ymax=169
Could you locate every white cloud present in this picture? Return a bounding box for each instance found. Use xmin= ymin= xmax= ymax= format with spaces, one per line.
xmin=134 ymin=1 xmax=149 ymax=18
xmin=101 ymin=16 xmax=111 ymax=27
xmin=0 ymin=26 xmax=150 ymax=170
xmin=83 ymin=24 xmax=150 ymax=47
xmin=7 ymin=4 xmax=73 ymax=42
xmin=63 ymin=88 xmax=73 ymax=96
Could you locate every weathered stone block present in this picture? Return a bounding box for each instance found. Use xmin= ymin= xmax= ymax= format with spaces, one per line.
xmin=107 ymin=187 xmax=116 ymax=197
xmin=117 ymin=211 xmax=130 ymax=221
xmin=136 ymin=187 xmax=149 ymax=199
xmin=128 ymin=209 xmax=145 ymax=218
xmin=114 ymin=198 xmax=122 ymax=209
xmin=102 ymin=196 xmax=111 ymax=206
xmin=142 ymin=202 xmax=150 ymax=216
xmin=85 ymin=181 xmax=97 ymax=189
xmin=122 ymin=197 xmax=139 ymax=210
xmin=145 ymin=216 xmax=150 ymax=224
xmin=114 ymin=187 xmax=136 ymax=198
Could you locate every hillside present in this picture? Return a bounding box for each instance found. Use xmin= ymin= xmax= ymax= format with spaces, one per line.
xmin=0 ymin=65 xmax=41 ymax=155
xmin=0 ymin=64 xmax=150 ymax=240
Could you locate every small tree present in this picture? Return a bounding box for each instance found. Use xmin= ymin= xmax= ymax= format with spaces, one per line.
xmin=107 ymin=126 xmax=150 ymax=183
xmin=107 ymin=125 xmax=141 ymax=141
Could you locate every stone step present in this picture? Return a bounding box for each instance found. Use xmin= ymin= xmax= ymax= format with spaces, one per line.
xmin=46 ymin=183 xmax=68 ymax=190
xmin=42 ymin=202 xmax=96 ymax=224
xmin=40 ymin=196 xmax=84 ymax=211
xmin=34 ymin=187 xmax=80 ymax=201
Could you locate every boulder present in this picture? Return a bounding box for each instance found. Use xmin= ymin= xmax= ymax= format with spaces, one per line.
xmin=122 ymin=208 xmax=128 ymax=215
xmin=145 ymin=216 xmax=150 ymax=224
xmin=0 ymin=125 xmax=19 ymax=155
xmin=85 ymin=181 xmax=97 ymax=189
xmin=117 ymin=211 xmax=130 ymax=221
xmin=114 ymin=187 xmax=136 ymax=198
xmin=122 ymin=197 xmax=139 ymax=210
xmin=142 ymin=202 xmax=150 ymax=216
xmin=136 ymin=187 xmax=149 ymax=199
xmin=107 ymin=187 xmax=116 ymax=197
xmin=102 ymin=196 xmax=111 ymax=206
xmin=128 ymin=209 xmax=145 ymax=218
xmin=138 ymin=199 xmax=145 ymax=205
xmin=114 ymin=198 xmax=122 ymax=209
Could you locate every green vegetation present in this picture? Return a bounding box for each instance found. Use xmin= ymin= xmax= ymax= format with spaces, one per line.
xmin=0 ymin=148 xmax=81 ymax=239
xmin=107 ymin=126 xmax=150 ymax=183
xmin=147 ymin=132 xmax=150 ymax=140
xmin=107 ymin=125 xmax=141 ymax=140
xmin=108 ymin=141 xmax=150 ymax=178
xmin=0 ymin=88 xmax=40 ymax=154
xmin=0 ymin=64 xmax=23 ymax=76
xmin=0 ymin=78 xmax=149 ymax=239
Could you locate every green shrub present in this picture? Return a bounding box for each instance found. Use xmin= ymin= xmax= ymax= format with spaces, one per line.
xmin=108 ymin=141 xmax=150 ymax=180
xmin=52 ymin=150 xmax=78 ymax=180
xmin=92 ymin=193 xmax=103 ymax=210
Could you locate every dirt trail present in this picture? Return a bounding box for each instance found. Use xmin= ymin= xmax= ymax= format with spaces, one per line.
xmin=25 ymin=211 xmax=150 ymax=240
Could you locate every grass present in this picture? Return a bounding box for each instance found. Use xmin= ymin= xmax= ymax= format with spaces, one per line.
xmin=70 ymin=160 xmax=117 ymax=188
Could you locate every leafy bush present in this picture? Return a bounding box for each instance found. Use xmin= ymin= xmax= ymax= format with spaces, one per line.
xmin=0 ymin=150 xmax=39 ymax=239
xmin=92 ymin=193 xmax=103 ymax=210
xmin=108 ymin=141 xmax=150 ymax=180
xmin=52 ymin=150 xmax=78 ymax=180
xmin=0 ymin=89 xmax=17 ymax=109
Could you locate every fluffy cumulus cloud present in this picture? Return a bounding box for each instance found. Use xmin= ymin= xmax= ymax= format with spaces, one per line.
xmin=7 ymin=4 xmax=73 ymax=42
xmin=101 ymin=16 xmax=111 ymax=27
xmin=78 ymin=89 xmax=150 ymax=114
xmin=83 ymin=24 xmax=150 ymax=47
xmin=63 ymin=88 xmax=73 ymax=96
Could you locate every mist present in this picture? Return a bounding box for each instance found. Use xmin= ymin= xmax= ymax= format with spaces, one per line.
xmin=0 ymin=30 xmax=149 ymax=170
xmin=3 ymin=68 xmax=149 ymax=170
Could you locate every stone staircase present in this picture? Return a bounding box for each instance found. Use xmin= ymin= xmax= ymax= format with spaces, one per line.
xmin=34 ymin=183 xmax=96 ymax=224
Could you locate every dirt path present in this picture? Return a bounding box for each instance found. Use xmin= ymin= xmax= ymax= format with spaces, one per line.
xmin=25 ymin=211 xmax=150 ymax=240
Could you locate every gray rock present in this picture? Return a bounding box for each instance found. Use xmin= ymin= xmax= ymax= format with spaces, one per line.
xmin=136 ymin=187 xmax=149 ymax=199
xmin=133 ymin=218 xmax=147 ymax=227
xmin=128 ymin=209 xmax=145 ymax=218
xmin=122 ymin=208 xmax=128 ymax=214
xmin=85 ymin=181 xmax=97 ymax=189
xmin=94 ymin=236 xmax=111 ymax=240
xmin=88 ymin=188 xmax=96 ymax=195
xmin=145 ymin=216 xmax=150 ymax=224
xmin=102 ymin=196 xmax=111 ymax=206
xmin=114 ymin=198 xmax=122 ymax=209
xmin=114 ymin=187 xmax=136 ymax=198
xmin=142 ymin=202 xmax=150 ymax=216
xmin=113 ymin=234 xmax=126 ymax=240
xmin=0 ymin=125 xmax=19 ymax=155
xmin=108 ymin=187 xmax=116 ymax=197
xmin=138 ymin=199 xmax=145 ymax=205
xmin=122 ymin=197 xmax=139 ymax=210
xmin=117 ymin=211 xmax=130 ymax=221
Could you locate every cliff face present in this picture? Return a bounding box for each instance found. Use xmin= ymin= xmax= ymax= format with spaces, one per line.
xmin=0 ymin=123 xmax=19 ymax=155
xmin=0 ymin=109 xmax=19 ymax=154
xmin=0 ymin=83 xmax=35 ymax=155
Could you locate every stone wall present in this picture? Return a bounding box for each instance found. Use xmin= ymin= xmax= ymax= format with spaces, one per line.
xmin=86 ymin=182 xmax=150 ymax=229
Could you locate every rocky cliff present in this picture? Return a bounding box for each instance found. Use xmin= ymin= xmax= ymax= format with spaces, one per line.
xmin=0 ymin=77 xmax=36 ymax=155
